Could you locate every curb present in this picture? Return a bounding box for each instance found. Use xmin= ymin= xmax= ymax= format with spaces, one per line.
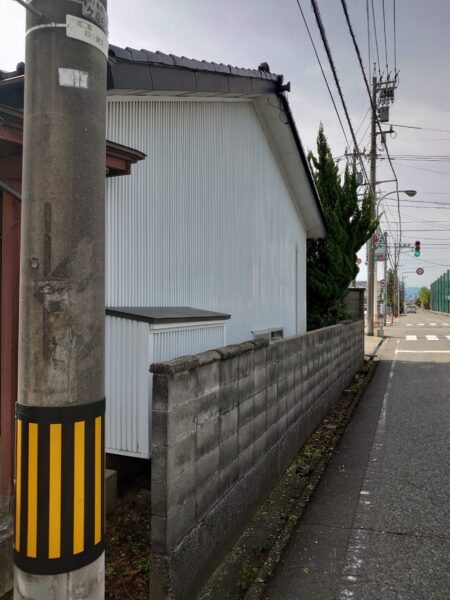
xmin=243 ymin=359 xmax=378 ymax=600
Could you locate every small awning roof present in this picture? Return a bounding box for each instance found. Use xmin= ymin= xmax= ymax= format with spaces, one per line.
xmin=0 ymin=104 xmax=146 ymax=178
xmin=106 ymin=307 xmax=231 ymax=325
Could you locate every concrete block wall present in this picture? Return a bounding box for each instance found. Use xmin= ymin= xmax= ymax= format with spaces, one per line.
xmin=150 ymin=320 xmax=364 ymax=599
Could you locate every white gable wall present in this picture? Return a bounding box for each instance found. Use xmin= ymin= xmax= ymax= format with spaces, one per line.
xmin=106 ymin=97 xmax=308 ymax=344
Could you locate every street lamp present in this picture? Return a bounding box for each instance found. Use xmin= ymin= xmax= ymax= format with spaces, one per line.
xmin=375 ymin=189 xmax=417 ymax=215
xmin=367 ymin=189 xmax=417 ymax=336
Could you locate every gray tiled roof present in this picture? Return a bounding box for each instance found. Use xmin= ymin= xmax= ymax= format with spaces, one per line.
xmin=108 ymin=45 xmax=280 ymax=82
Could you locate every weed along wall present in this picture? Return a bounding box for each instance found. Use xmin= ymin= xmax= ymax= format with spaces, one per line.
xmin=149 ymin=320 xmax=364 ymax=599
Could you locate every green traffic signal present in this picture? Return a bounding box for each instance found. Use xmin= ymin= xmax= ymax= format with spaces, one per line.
xmin=414 ymin=241 xmax=421 ymax=257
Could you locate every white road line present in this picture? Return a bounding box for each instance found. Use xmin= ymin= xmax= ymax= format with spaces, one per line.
xmin=406 ymin=335 xmax=417 ymax=341
xmin=396 ymin=350 xmax=450 ymax=354
xmin=446 ymin=336 xmax=450 ymax=341
xmin=418 ymin=323 xmax=424 ymax=326
xmin=443 ymin=323 xmax=449 ymax=327
xmin=406 ymin=324 xmax=413 ymax=327
xmin=430 ymin=322 xmax=437 ymax=326
xmin=426 ymin=335 xmax=439 ymax=341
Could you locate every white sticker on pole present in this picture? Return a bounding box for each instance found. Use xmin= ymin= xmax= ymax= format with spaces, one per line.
xmin=58 ymin=68 xmax=89 ymax=89
xmin=66 ymin=14 xmax=108 ymax=57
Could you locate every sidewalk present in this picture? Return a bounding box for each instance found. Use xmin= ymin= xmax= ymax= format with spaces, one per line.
xmin=364 ymin=334 xmax=383 ymax=358
xmin=264 ymin=334 xmax=450 ymax=599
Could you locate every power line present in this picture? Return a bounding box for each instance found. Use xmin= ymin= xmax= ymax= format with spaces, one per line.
xmin=370 ymin=0 xmax=381 ymax=76
xmin=340 ymin=0 xmax=402 ymax=258
xmin=294 ymin=0 xmax=351 ymax=149
xmin=308 ymin=0 xmax=370 ymax=185
xmin=382 ymin=0 xmax=388 ymax=72
xmin=366 ymin=0 xmax=371 ymax=77
xmin=391 ymin=123 xmax=450 ymax=133
xmin=393 ymin=0 xmax=397 ymax=72
xmin=394 ymin=162 xmax=450 ymax=176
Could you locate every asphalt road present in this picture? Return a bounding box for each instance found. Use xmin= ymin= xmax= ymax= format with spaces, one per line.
xmin=264 ymin=311 xmax=450 ymax=600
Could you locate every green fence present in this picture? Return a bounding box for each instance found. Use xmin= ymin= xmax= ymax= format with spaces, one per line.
xmin=430 ymin=270 xmax=450 ymax=313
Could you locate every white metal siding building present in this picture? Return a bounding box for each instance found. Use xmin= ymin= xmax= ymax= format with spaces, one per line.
xmin=103 ymin=46 xmax=325 ymax=458
xmin=106 ymin=98 xmax=308 ymax=342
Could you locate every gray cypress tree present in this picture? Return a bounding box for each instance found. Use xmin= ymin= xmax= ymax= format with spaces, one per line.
xmin=307 ymin=125 xmax=377 ymax=329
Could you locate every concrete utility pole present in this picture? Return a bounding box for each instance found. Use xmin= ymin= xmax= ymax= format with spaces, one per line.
xmin=367 ymin=74 xmax=377 ymax=336
xmin=383 ymin=231 xmax=388 ymax=326
xmin=15 ymin=1 xmax=108 ymax=598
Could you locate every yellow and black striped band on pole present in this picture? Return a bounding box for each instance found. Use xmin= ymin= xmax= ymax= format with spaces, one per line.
xmin=14 ymin=398 xmax=105 ymax=575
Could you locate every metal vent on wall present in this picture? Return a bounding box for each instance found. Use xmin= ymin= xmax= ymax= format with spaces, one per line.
xmin=252 ymin=328 xmax=284 ymax=342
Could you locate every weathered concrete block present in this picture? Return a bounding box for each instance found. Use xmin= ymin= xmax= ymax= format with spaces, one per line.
xmin=253 ymin=408 xmax=267 ymax=439
xmin=195 ymin=392 xmax=220 ymax=428
xmin=277 ymin=413 xmax=288 ymax=438
xmin=220 ymin=380 xmax=239 ymax=414
xmin=152 ymin=465 xmax=196 ymax=517
xmin=266 ymin=383 xmax=277 ymax=407
xmin=239 ymin=346 xmax=254 ymax=377
xmin=254 ymin=430 xmax=267 ymax=462
xmin=154 ymin=370 xmax=200 ymax=414
xmin=238 ymin=395 xmax=254 ymax=427
xmin=220 ymin=407 xmax=238 ymax=440
xmin=152 ymin=433 xmax=196 ymax=481
xmin=254 ymin=366 xmax=267 ymax=394
xmin=197 ymin=446 xmax=220 ymax=487
xmin=238 ymin=443 xmax=254 ymax=478
xmin=198 ymin=360 xmax=220 ymax=397
xmin=253 ymin=346 xmax=267 ymax=370
xmin=220 ymin=457 xmax=239 ymax=492
xmin=239 ymin=420 xmax=254 ymax=452
xmin=153 ymin=400 xmax=197 ymax=447
xmin=238 ymin=373 xmax=255 ymax=401
xmin=197 ymin=471 xmax=221 ymax=519
xmin=219 ymin=432 xmax=239 ymax=471
xmin=286 ymin=387 xmax=295 ymax=412
xmin=266 ymin=401 xmax=278 ymax=429
xmin=219 ymin=354 xmax=240 ymax=385
xmin=253 ymin=389 xmax=267 ymax=417
xmin=152 ymin=496 xmax=196 ymax=553
xmin=266 ymin=422 xmax=278 ymax=449
xmin=277 ymin=376 xmax=287 ymax=400
xmin=286 ymin=371 xmax=295 ymax=395
xmin=197 ymin=415 xmax=219 ymax=458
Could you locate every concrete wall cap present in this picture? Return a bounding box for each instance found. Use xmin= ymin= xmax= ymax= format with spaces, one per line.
xmin=251 ymin=338 xmax=270 ymax=349
xmin=196 ymin=350 xmax=222 ymax=366
xmin=215 ymin=344 xmax=244 ymax=359
xmin=239 ymin=341 xmax=255 ymax=353
xmin=150 ymin=355 xmax=200 ymax=375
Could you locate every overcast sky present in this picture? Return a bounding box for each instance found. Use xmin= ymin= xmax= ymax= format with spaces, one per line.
xmin=2 ymin=0 xmax=450 ymax=289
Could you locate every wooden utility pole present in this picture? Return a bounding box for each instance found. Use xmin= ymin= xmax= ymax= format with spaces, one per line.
xmin=15 ymin=1 xmax=108 ymax=598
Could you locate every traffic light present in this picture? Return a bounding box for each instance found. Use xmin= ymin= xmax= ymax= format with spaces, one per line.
xmin=415 ymin=240 xmax=421 ymax=257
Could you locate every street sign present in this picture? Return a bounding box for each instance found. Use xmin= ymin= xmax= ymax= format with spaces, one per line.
xmin=374 ymin=233 xmax=386 ymax=262
xmin=380 ymin=279 xmax=386 ymax=287
xmin=416 ymin=268 xmax=424 ymax=275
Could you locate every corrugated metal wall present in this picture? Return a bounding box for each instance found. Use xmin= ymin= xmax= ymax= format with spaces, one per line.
xmin=105 ymin=316 xmax=226 ymax=457
xmin=106 ymin=97 xmax=307 ymax=344
xmin=153 ymin=324 xmax=226 ymax=362
xmin=105 ymin=316 xmax=151 ymax=457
